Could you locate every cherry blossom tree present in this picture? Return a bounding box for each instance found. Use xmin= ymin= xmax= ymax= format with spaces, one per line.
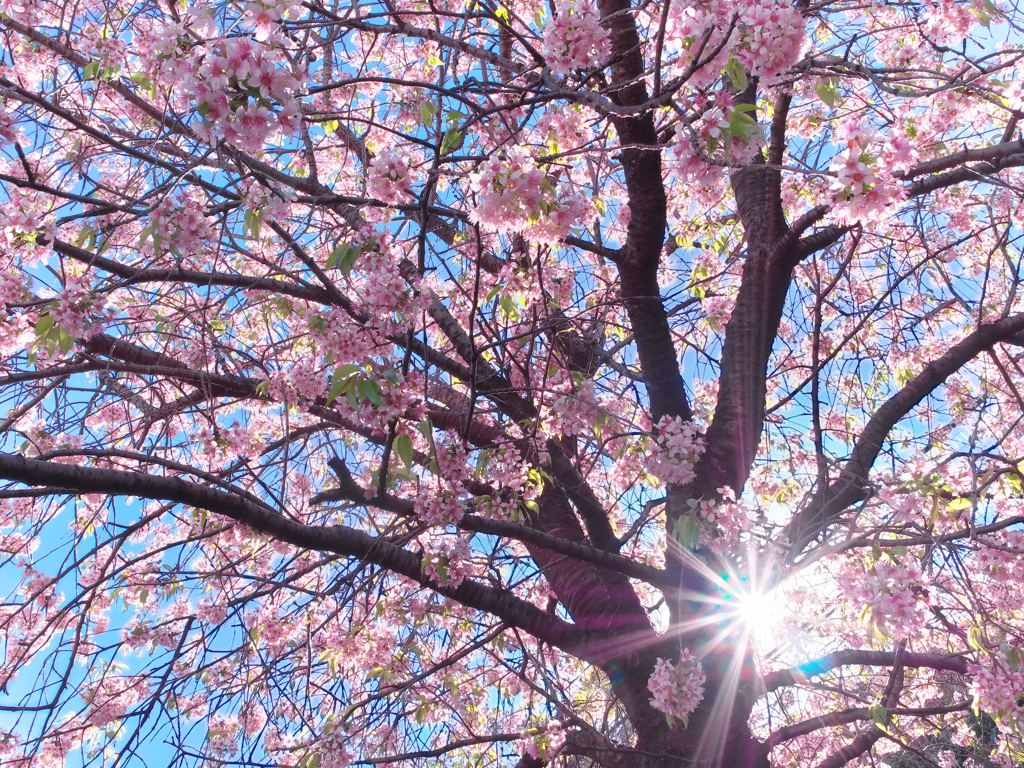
xmin=0 ymin=0 xmax=1023 ymax=765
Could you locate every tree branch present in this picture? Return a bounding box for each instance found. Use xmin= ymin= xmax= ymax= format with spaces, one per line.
xmin=787 ymin=310 xmax=1024 ymax=554
xmin=762 ymin=649 xmax=969 ymax=694
xmin=0 ymin=453 xmax=597 ymax=659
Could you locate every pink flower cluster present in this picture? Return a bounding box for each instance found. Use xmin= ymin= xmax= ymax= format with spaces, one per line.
xmin=0 ymin=270 xmax=26 ymax=312
xmin=840 ymin=556 xmax=928 ymax=640
xmin=206 ymin=714 xmax=240 ymax=757
xmin=0 ymin=106 xmax=20 ymax=145
xmin=647 ymin=415 xmax=705 ymax=486
xmin=830 ymin=123 xmax=905 ymax=225
xmin=522 ymin=721 xmax=565 ymax=761
xmin=0 ymin=188 xmax=55 ymax=252
xmin=85 ymin=675 xmax=151 ymax=727
xmin=662 ymin=0 xmax=732 ymax=89
xmin=542 ymin=0 xmax=610 ymax=76
xmin=669 ymin=92 xmax=761 ymax=186
xmin=367 ymin=150 xmax=415 ymax=205
xmin=52 ymin=274 xmax=99 ymax=339
xmin=648 ymin=650 xmax=706 ymax=724
xmin=969 ymin=654 xmax=1024 ymax=729
xmin=191 ymin=38 xmax=301 ymax=150
xmin=544 ymin=377 xmax=601 ymax=437
xmin=240 ymin=0 xmax=303 ymax=42
xmin=700 ymin=487 xmax=753 ymax=554
xmin=149 ymin=194 xmax=214 ymax=257
xmin=734 ymin=1 xmax=807 ymax=79
xmin=416 ymin=436 xmax=471 ymax=526
xmin=469 ymin=146 xmax=586 ymax=242
xmin=421 ymin=532 xmax=471 ymax=589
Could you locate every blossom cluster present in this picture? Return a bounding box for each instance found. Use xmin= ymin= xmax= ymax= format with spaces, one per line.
xmin=415 ymin=436 xmax=471 ymax=526
xmin=206 ymin=714 xmax=240 ymax=757
xmin=192 ymin=38 xmax=301 ymax=150
xmin=84 ymin=675 xmax=151 ymax=727
xmin=0 ymin=187 xmax=55 ymax=255
xmin=969 ymin=652 xmax=1024 ymax=731
xmin=147 ymin=194 xmax=214 ymax=258
xmin=646 ymin=415 xmax=705 ymax=486
xmin=469 ymin=146 xmax=588 ymax=243
xmin=829 ymin=122 xmax=906 ymax=225
xmin=734 ymin=1 xmax=806 ymax=79
xmin=660 ymin=0 xmax=805 ymax=88
xmin=367 ymin=149 xmax=416 ymax=205
xmin=647 ymin=650 xmax=706 ymax=724
xmin=421 ymin=532 xmax=471 ymax=589
xmin=840 ymin=555 xmax=929 ymax=640
xmin=542 ymin=0 xmax=609 ymax=76
xmin=669 ymin=92 xmax=762 ymax=188
xmin=699 ymin=487 xmax=754 ymax=554
xmin=51 ymin=274 xmax=100 ymax=340
xmin=0 ymin=106 xmax=21 ymax=145
xmin=543 ymin=376 xmax=602 ymax=438
xmin=976 ymin=530 xmax=1024 ymax=613
xmin=0 ymin=270 xmax=26 ymax=313
xmin=240 ymin=0 xmax=303 ymax=42
xmin=522 ymin=720 xmax=566 ymax=761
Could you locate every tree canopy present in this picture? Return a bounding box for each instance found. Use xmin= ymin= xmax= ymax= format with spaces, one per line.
xmin=1 ymin=0 xmax=1023 ymax=765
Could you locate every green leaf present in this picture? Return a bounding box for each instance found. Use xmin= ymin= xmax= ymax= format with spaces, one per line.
xmin=725 ymin=56 xmax=747 ymax=92
xmin=326 ymin=245 xmax=343 ymax=270
xmin=339 ymin=244 xmax=360 ymax=275
xmin=869 ymin=705 xmax=888 ymax=728
xmin=1008 ymin=647 xmax=1021 ymax=669
xmin=138 ymin=223 xmax=156 ymax=248
xmin=499 ymin=294 xmax=520 ymax=321
xmin=249 ymin=208 xmax=263 ymax=239
xmin=416 ymin=418 xmax=433 ymax=440
xmin=83 ymin=61 xmax=100 ymax=80
xmin=815 ymin=80 xmax=839 ymax=108
xmin=326 ymin=376 xmax=347 ymax=407
xmin=130 ymin=72 xmax=152 ymax=90
xmin=445 ymin=111 xmax=465 ymax=124
xmin=420 ymin=102 xmax=438 ymax=126
xmin=948 ymin=497 xmax=972 ymax=511
xmin=873 ymin=620 xmax=889 ymax=642
xmin=35 ymin=314 xmax=55 ymax=336
xmin=391 ymin=466 xmax=417 ymax=482
xmin=58 ymin=329 xmax=73 ymax=354
xmin=359 ymin=379 xmax=382 ymax=405
xmin=394 ymin=434 xmax=414 ymax=468
xmin=485 ymin=283 xmax=504 ymax=303
xmin=728 ymin=108 xmax=756 ymax=137
xmin=323 ymin=119 xmax=339 ymax=135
